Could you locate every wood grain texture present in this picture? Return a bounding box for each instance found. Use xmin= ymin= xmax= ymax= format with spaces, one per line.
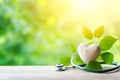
xmin=0 ymin=66 xmax=119 ymax=80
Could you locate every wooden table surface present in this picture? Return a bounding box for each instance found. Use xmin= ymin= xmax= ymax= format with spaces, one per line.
xmin=0 ymin=66 xmax=120 ymax=80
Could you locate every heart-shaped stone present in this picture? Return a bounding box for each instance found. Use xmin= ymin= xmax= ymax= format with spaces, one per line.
xmin=77 ymin=42 xmax=101 ymax=63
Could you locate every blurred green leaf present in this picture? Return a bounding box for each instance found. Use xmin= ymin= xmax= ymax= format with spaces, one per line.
xmin=101 ymin=52 xmax=114 ymax=64
xmin=96 ymin=55 xmax=102 ymax=61
xmin=88 ymin=41 xmax=94 ymax=45
xmin=82 ymin=26 xmax=93 ymax=39
xmin=100 ymin=36 xmax=117 ymax=51
xmin=70 ymin=44 xmax=76 ymax=53
xmin=75 ymin=55 xmax=84 ymax=64
xmin=59 ymin=56 xmax=71 ymax=66
xmin=94 ymin=25 xmax=104 ymax=38
xmin=86 ymin=61 xmax=102 ymax=70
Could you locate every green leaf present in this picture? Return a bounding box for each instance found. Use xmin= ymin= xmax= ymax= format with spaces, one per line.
xmin=82 ymin=26 xmax=93 ymax=39
xmin=59 ymin=56 xmax=71 ymax=66
xmin=94 ymin=25 xmax=104 ymax=38
xmin=86 ymin=61 xmax=102 ymax=70
xmin=88 ymin=41 xmax=94 ymax=45
xmin=101 ymin=52 xmax=114 ymax=64
xmin=70 ymin=44 xmax=76 ymax=53
xmin=75 ymin=55 xmax=84 ymax=64
xmin=96 ymin=55 xmax=102 ymax=61
xmin=100 ymin=36 xmax=117 ymax=51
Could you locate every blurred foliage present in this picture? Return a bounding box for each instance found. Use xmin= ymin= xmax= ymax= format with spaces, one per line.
xmin=0 ymin=0 xmax=120 ymax=65
xmin=0 ymin=0 xmax=76 ymax=65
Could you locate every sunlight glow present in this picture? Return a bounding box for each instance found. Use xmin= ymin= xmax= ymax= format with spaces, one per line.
xmin=58 ymin=0 xmax=114 ymax=29
xmin=0 ymin=0 xmax=3 ymax=3
xmin=58 ymin=0 xmax=101 ymax=29
xmin=36 ymin=0 xmax=120 ymax=31
xmin=71 ymin=0 xmax=94 ymax=9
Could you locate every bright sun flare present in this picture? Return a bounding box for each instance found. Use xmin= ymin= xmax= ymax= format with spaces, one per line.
xmin=58 ymin=0 xmax=104 ymax=29
xmin=71 ymin=0 xmax=96 ymax=9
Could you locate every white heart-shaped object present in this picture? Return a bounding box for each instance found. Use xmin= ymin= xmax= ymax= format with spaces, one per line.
xmin=78 ymin=43 xmax=101 ymax=63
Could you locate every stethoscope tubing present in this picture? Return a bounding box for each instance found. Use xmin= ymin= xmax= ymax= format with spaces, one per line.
xmin=71 ymin=52 xmax=120 ymax=73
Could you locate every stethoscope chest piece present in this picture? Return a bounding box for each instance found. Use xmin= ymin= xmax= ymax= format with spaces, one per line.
xmin=56 ymin=64 xmax=67 ymax=71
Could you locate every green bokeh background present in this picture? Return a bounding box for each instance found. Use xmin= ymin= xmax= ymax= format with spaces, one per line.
xmin=0 ymin=0 xmax=120 ymax=65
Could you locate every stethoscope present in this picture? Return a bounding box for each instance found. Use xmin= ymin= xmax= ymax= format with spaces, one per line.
xmin=56 ymin=52 xmax=120 ymax=73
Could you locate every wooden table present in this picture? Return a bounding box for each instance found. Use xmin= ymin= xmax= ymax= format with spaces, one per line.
xmin=0 ymin=66 xmax=120 ymax=80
